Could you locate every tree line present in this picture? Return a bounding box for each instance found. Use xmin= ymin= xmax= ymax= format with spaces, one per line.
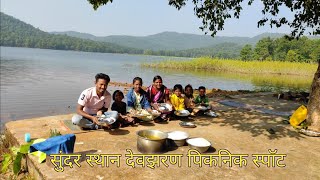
xmin=0 ymin=12 xmax=143 ymax=54
xmin=240 ymin=37 xmax=320 ymax=63
xmin=1 ymin=12 xmax=319 ymax=62
xmin=142 ymin=42 xmax=242 ymax=59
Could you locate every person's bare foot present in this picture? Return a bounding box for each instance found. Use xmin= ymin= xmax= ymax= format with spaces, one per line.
xmin=100 ymin=124 xmax=111 ymax=130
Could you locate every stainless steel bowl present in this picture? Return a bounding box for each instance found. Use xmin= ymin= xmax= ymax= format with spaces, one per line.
xmin=167 ymin=131 xmax=189 ymax=147
xmin=167 ymin=139 xmax=185 ymax=147
xmin=136 ymin=130 xmax=168 ymax=153
xmin=186 ymin=138 xmax=211 ymax=153
xmin=188 ymin=144 xmax=210 ymax=153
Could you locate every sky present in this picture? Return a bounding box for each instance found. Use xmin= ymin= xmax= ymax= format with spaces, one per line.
xmin=1 ymin=0 xmax=295 ymax=37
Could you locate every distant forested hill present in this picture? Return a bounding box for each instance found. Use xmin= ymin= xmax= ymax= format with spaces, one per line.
xmin=52 ymin=31 xmax=289 ymax=51
xmin=0 ymin=12 xmax=143 ymax=54
xmin=2 ymin=12 xmax=318 ymax=60
xmin=142 ymin=42 xmax=243 ymax=58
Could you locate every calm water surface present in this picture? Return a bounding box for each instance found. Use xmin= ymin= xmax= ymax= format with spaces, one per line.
xmin=0 ymin=47 xmax=312 ymax=129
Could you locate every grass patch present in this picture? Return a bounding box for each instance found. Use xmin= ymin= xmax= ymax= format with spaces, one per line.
xmin=153 ymin=67 xmax=312 ymax=91
xmin=141 ymin=57 xmax=317 ymax=76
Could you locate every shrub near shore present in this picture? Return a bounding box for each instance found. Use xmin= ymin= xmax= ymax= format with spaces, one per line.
xmin=141 ymin=57 xmax=317 ymax=76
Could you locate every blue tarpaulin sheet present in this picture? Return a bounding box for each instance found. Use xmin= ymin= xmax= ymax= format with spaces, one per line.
xmin=30 ymin=134 xmax=76 ymax=155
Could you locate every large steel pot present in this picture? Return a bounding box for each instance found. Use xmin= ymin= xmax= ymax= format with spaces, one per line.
xmin=136 ymin=130 xmax=168 ymax=154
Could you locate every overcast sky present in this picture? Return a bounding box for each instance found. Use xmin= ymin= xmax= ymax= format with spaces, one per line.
xmin=1 ymin=0 xmax=295 ymax=37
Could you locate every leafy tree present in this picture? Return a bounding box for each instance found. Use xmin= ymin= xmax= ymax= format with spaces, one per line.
xmin=240 ymin=44 xmax=253 ymax=61
xmin=89 ymin=0 xmax=320 ymax=135
xmin=88 ymin=0 xmax=319 ymax=38
xmin=309 ymin=40 xmax=320 ymax=63
xmin=253 ymin=37 xmax=274 ymax=60
xmin=285 ymin=50 xmax=300 ymax=62
xmin=273 ymin=37 xmax=292 ymax=60
xmin=271 ymin=36 xmax=319 ymax=62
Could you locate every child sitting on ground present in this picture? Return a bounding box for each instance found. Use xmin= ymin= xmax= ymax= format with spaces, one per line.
xmin=194 ymin=86 xmax=217 ymax=117
xmin=126 ymin=77 xmax=153 ymax=122
xmin=184 ymin=84 xmax=195 ymax=113
xmin=170 ymin=84 xmax=186 ymax=111
xmin=111 ymin=90 xmax=135 ymax=127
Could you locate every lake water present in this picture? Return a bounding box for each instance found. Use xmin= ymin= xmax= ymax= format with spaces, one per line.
xmin=0 ymin=47 xmax=312 ymax=129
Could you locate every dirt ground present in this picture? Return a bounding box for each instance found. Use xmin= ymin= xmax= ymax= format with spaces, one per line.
xmin=2 ymin=92 xmax=320 ymax=180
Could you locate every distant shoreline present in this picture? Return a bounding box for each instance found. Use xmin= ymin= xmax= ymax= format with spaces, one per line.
xmin=0 ymin=46 xmax=187 ymax=59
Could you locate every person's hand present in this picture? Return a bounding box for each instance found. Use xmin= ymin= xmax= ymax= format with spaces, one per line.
xmin=157 ymin=106 xmax=164 ymax=113
xmin=91 ymin=116 xmax=99 ymax=124
xmin=153 ymin=103 xmax=159 ymax=110
xmin=96 ymin=110 xmax=103 ymax=116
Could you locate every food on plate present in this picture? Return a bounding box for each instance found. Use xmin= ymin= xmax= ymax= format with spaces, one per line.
xmin=159 ymin=103 xmax=173 ymax=112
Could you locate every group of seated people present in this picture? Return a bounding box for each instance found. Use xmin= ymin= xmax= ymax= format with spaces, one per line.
xmin=72 ymin=73 xmax=216 ymax=130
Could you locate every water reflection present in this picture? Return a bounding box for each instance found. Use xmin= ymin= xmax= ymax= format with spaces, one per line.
xmin=251 ymin=75 xmax=312 ymax=92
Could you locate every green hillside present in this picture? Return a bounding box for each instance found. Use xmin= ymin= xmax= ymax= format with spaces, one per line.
xmin=2 ymin=11 xmax=318 ymax=60
xmin=52 ymin=31 xmax=290 ymax=51
xmin=0 ymin=12 xmax=143 ymax=54
xmin=143 ymin=42 xmax=243 ymax=58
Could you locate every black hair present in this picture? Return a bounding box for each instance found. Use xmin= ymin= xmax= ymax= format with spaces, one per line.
xmin=153 ymin=75 xmax=163 ymax=82
xmin=95 ymin=73 xmax=110 ymax=83
xmin=184 ymin=84 xmax=193 ymax=98
xmin=133 ymin=77 xmax=143 ymax=84
xmin=185 ymin=84 xmax=193 ymax=93
xmin=173 ymin=84 xmax=183 ymax=92
xmin=198 ymin=86 xmax=206 ymax=91
xmin=112 ymin=90 xmax=124 ymax=101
